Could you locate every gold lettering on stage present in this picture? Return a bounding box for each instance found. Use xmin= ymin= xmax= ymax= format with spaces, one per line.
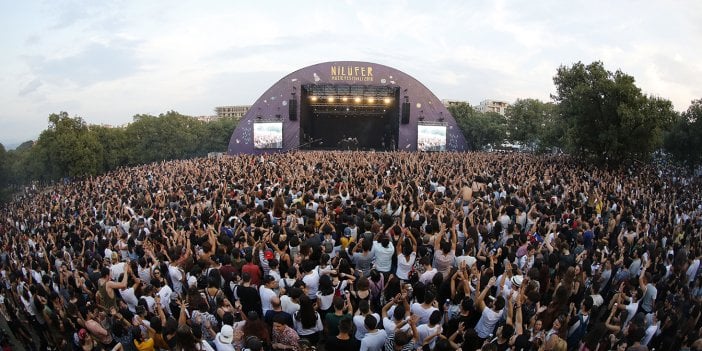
xmin=329 ymin=66 xmax=375 ymax=82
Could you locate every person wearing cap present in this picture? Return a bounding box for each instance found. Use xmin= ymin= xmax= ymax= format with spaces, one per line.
xmin=214 ymin=324 xmax=236 ymax=351
xmin=260 ymin=274 xmax=279 ymax=315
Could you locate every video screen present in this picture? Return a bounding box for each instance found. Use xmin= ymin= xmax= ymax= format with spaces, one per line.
xmin=417 ymin=124 xmax=446 ymax=151
xmin=253 ymin=122 xmax=283 ymax=149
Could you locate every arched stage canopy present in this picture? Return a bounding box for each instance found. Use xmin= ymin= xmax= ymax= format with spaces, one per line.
xmin=228 ymin=61 xmax=468 ymax=154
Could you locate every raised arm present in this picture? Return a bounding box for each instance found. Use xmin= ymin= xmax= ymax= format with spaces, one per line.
xmin=107 ymin=261 xmax=130 ymax=290
xmin=475 ymin=276 xmax=496 ymax=312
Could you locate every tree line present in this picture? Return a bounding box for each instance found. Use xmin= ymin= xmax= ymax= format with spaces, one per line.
xmin=448 ymin=61 xmax=702 ymax=166
xmin=0 ymin=111 xmax=238 ymax=200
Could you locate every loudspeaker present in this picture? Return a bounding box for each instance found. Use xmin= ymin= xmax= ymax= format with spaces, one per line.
xmin=401 ymin=102 xmax=410 ymax=124
xmin=288 ymin=99 xmax=297 ymax=121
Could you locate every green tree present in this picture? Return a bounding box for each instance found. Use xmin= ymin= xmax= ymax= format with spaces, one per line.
xmin=35 ymin=112 xmax=104 ymax=178
xmin=448 ymin=103 xmax=507 ymax=150
xmin=506 ymin=98 xmax=560 ymax=150
xmin=126 ymin=111 xmax=206 ymax=164
xmin=198 ymin=116 xmax=239 ymax=154
xmin=552 ymin=61 xmax=676 ymax=163
xmin=664 ymin=99 xmax=702 ymax=166
xmin=92 ymin=125 xmax=131 ymax=171
xmin=0 ymin=143 xmax=7 ymax=186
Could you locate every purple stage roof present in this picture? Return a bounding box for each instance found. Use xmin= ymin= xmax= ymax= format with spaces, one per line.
xmin=228 ymin=61 xmax=468 ymax=154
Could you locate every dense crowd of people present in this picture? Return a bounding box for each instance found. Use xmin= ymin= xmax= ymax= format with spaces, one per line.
xmin=0 ymin=151 xmax=701 ymax=351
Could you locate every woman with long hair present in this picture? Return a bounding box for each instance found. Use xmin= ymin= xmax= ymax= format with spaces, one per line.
xmin=242 ymin=311 xmax=271 ymax=347
xmin=173 ymin=325 xmax=214 ymax=351
xmin=293 ymin=295 xmax=323 ymax=345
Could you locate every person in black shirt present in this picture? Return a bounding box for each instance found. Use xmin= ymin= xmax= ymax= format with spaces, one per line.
xmin=444 ymin=298 xmax=479 ymax=337
xmin=234 ymin=272 xmax=262 ymax=316
xmin=325 ymin=317 xmax=359 ymax=351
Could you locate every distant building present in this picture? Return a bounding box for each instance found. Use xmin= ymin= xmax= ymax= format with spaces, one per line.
xmin=475 ymin=99 xmax=510 ymax=116
xmin=194 ymin=115 xmax=218 ymax=122
xmin=215 ymin=105 xmax=251 ymax=119
xmin=441 ymin=99 xmax=469 ymax=107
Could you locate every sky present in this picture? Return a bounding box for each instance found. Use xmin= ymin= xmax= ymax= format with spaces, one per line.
xmin=1 ymin=0 xmax=701 ymax=148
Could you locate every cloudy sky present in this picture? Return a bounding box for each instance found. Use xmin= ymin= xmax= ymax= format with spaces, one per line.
xmin=1 ymin=0 xmax=700 ymax=147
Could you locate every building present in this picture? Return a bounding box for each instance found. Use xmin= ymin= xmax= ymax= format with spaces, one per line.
xmin=441 ymin=99 xmax=469 ymax=107
xmin=194 ymin=115 xmax=218 ymax=122
xmin=475 ymin=99 xmax=510 ymax=116
xmin=215 ymin=105 xmax=251 ymax=119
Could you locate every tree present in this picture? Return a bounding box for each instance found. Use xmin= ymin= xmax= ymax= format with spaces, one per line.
xmin=126 ymin=111 xmax=205 ymax=164
xmin=35 ymin=112 xmax=104 ymax=178
xmin=448 ymin=103 xmax=507 ymax=150
xmin=198 ymin=116 xmax=238 ymax=154
xmin=0 ymin=143 xmax=7 ymax=187
xmin=664 ymin=99 xmax=702 ymax=166
xmin=552 ymin=61 xmax=676 ymax=163
xmin=506 ymin=98 xmax=560 ymax=150
xmin=92 ymin=125 xmax=130 ymax=171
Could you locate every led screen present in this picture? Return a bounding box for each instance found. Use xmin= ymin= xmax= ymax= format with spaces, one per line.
xmin=417 ymin=124 xmax=446 ymax=151
xmin=254 ymin=122 xmax=283 ymax=149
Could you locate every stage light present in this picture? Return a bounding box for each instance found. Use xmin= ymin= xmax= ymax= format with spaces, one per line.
xmin=367 ymin=97 xmax=375 ymax=104
xmin=310 ymin=96 xmax=318 ymax=102
xmin=327 ymin=96 xmax=335 ymax=103
xmin=342 ymin=96 xmax=348 ymax=102
xmin=383 ymin=97 xmax=391 ymax=104
xmin=354 ymin=97 xmax=361 ymax=103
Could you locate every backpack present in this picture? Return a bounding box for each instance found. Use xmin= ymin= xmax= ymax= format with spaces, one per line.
xmin=205 ymin=289 xmax=222 ymax=315
xmin=323 ymin=239 xmax=334 ymax=254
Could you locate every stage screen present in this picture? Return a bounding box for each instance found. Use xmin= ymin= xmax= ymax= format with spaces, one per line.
xmin=417 ymin=124 xmax=446 ymax=151
xmin=253 ymin=122 xmax=283 ymax=149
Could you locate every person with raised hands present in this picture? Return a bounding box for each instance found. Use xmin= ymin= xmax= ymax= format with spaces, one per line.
xmin=474 ymin=274 xmax=505 ymax=343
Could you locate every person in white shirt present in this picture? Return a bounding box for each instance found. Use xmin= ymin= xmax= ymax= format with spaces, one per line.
xmin=418 ymin=257 xmax=437 ymax=285
xmin=372 ymin=234 xmax=395 ymax=275
xmin=353 ymin=300 xmax=380 ymax=341
xmin=381 ymin=296 xmax=410 ymax=336
xmin=119 ymin=277 xmax=141 ymax=313
xmin=395 ymin=232 xmax=417 ymax=281
xmin=280 ymin=287 xmax=302 ymax=315
xmin=259 ymin=275 xmax=278 ymax=315
xmin=301 ymin=261 xmax=320 ymax=299
xmin=410 ymin=290 xmax=439 ymax=325
xmin=168 ymin=263 xmax=185 ymax=296
xmin=154 ymin=279 xmax=173 ymax=316
xmin=474 ymin=276 xmax=505 ymax=340
xmin=109 ymin=254 xmax=126 ymax=281
xmin=416 ymin=310 xmax=442 ymax=349
xmin=360 ymin=315 xmax=387 ymax=351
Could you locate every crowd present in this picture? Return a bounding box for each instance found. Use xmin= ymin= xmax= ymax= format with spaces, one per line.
xmin=0 ymin=151 xmax=701 ymax=351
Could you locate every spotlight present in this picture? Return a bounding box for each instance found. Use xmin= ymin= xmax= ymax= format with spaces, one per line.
xmin=367 ymin=97 xmax=375 ymax=104
xmin=310 ymin=96 xmax=318 ymax=102
xmin=327 ymin=96 xmax=335 ymax=103
xmin=342 ymin=96 xmax=348 ymax=102
xmin=354 ymin=97 xmax=361 ymax=103
xmin=383 ymin=97 xmax=391 ymax=104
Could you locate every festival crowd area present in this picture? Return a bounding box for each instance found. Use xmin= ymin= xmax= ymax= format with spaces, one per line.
xmin=0 ymin=151 xmax=701 ymax=351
